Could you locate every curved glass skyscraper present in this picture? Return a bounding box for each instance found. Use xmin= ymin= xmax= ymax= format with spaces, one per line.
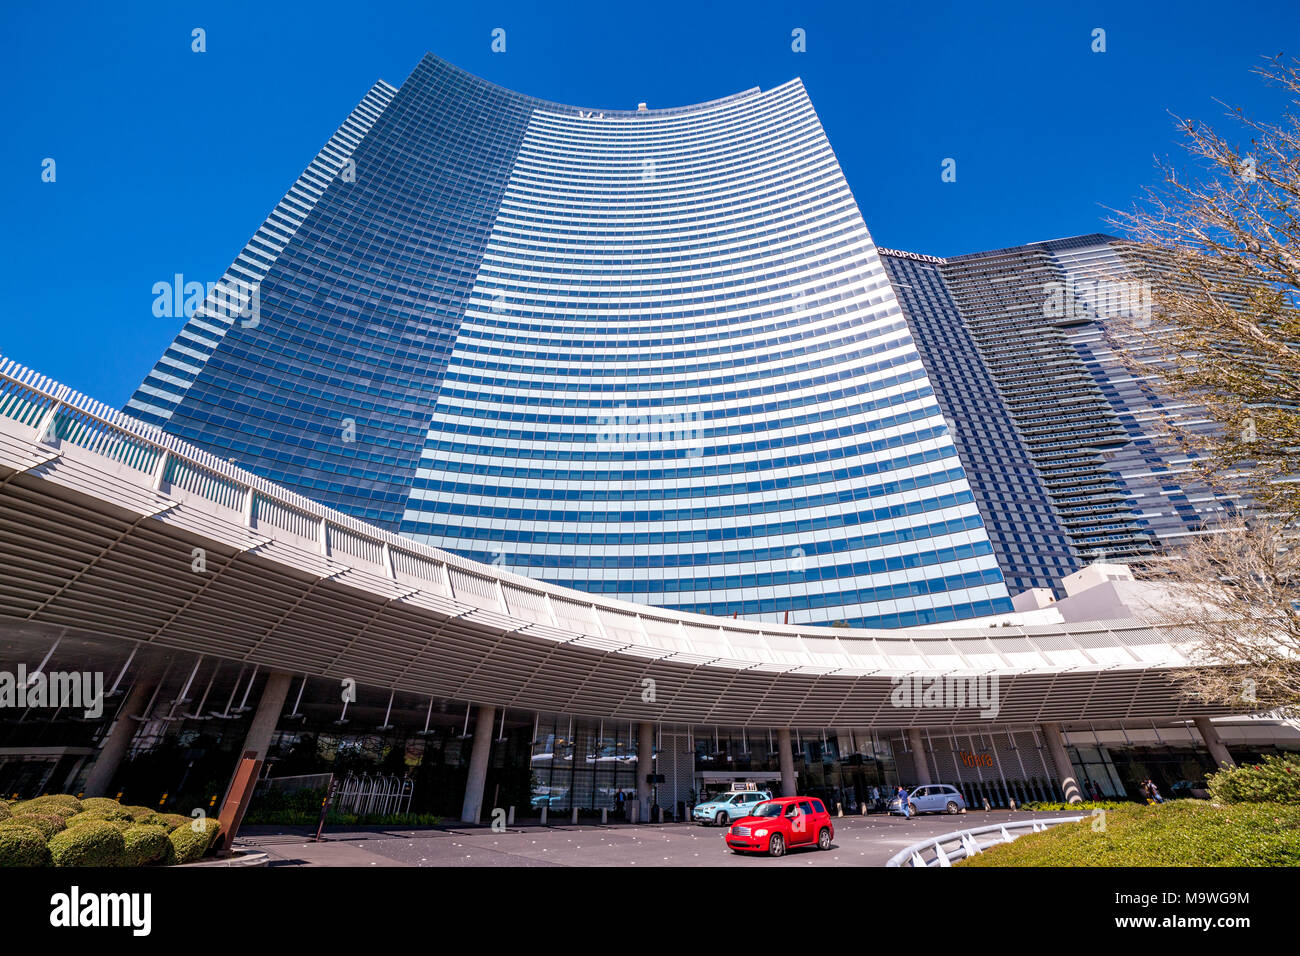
xmin=127 ymin=53 xmax=1012 ymax=628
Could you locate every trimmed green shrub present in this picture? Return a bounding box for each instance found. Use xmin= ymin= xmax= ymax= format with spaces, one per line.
xmin=31 ymin=793 xmax=82 ymax=809
xmin=11 ymin=795 xmax=81 ymax=816
xmin=1020 ymin=800 xmax=1134 ymax=812
xmin=36 ymin=804 xmax=80 ymax=820
xmin=123 ymin=805 xmax=162 ymax=824
xmin=67 ymin=807 xmax=134 ymax=827
xmin=155 ymin=813 xmax=191 ymax=830
xmin=168 ymin=817 xmax=222 ymax=864
xmin=6 ymin=813 xmax=67 ymax=839
xmin=48 ymin=820 xmax=127 ymax=867
xmin=0 ymin=824 xmax=50 ymax=867
xmin=78 ymin=797 xmax=127 ymax=814
xmin=1208 ymin=754 xmax=1300 ymax=805
xmin=122 ymin=825 xmax=172 ymax=867
xmin=202 ymin=817 xmax=223 ymax=851
xmin=0 ymin=803 xmax=10 ymax=822
xmin=959 ymin=801 xmax=1300 ymax=867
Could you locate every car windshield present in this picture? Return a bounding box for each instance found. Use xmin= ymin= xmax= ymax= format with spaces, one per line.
xmin=748 ymin=801 xmax=783 ymax=817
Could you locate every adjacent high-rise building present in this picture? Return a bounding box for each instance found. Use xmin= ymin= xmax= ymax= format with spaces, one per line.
xmin=880 ymin=234 xmax=1239 ymax=585
xmin=126 ymin=53 xmax=1013 ymax=628
xmin=878 ymin=249 xmax=1079 ymax=596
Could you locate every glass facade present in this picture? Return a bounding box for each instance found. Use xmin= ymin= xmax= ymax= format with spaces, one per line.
xmin=880 ymin=250 xmax=1080 ymax=594
xmin=125 ymin=53 xmax=1013 ymax=628
xmin=880 ymin=235 xmax=1241 ymax=572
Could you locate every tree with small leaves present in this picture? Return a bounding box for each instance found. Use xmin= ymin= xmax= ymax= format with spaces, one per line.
xmin=1111 ymin=56 xmax=1300 ymax=711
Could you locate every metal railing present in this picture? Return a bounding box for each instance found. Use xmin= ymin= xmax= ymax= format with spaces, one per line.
xmin=332 ymin=773 xmax=414 ymax=817
xmin=885 ymin=815 xmax=1085 ymax=867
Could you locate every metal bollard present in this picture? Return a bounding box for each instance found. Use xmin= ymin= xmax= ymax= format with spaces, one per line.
xmin=571 ymin=806 xmax=579 ymax=825
xmin=507 ymin=805 xmax=515 ymax=826
xmin=601 ymin=807 xmax=608 ymax=824
xmin=837 ymin=802 xmax=843 ymax=817
xmin=860 ymin=803 xmax=867 ymax=815
xmin=540 ymin=806 xmax=548 ymax=825
xmin=656 ymin=806 xmax=663 ymax=824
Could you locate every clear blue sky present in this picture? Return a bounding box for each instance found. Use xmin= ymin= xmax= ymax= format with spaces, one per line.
xmin=2 ymin=0 xmax=1296 ymax=404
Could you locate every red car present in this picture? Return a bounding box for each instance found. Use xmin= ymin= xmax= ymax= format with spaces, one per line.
xmin=724 ymin=796 xmax=835 ymax=856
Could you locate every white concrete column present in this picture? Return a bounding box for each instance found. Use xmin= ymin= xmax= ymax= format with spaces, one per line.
xmin=907 ymin=728 xmax=932 ymax=785
xmin=1194 ymin=717 xmax=1236 ymax=769
xmin=777 ymin=728 xmax=797 ymax=797
xmin=1042 ymin=722 xmax=1082 ymax=803
xmin=239 ymin=671 xmax=293 ymax=761
xmin=83 ymin=680 xmax=154 ymax=796
xmin=637 ymin=721 xmax=655 ymax=821
xmin=460 ymin=704 xmax=496 ymax=824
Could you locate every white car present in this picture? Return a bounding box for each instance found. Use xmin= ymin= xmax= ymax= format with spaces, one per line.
xmin=692 ymin=789 xmax=773 ymax=826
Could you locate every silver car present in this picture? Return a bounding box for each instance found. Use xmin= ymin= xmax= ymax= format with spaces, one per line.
xmin=889 ymin=784 xmax=966 ymax=815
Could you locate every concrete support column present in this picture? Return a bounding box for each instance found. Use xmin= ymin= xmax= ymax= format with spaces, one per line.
xmin=1195 ymin=717 xmax=1237 ymax=769
xmin=907 ymin=728 xmax=932 ymax=785
xmin=460 ymin=704 xmax=496 ymax=824
xmin=83 ymin=679 xmax=154 ymax=797
xmin=1042 ymin=722 xmax=1082 ymax=803
xmin=240 ymin=671 xmax=293 ymax=761
xmin=777 ymin=728 xmax=797 ymax=797
xmin=637 ymin=721 xmax=655 ymax=821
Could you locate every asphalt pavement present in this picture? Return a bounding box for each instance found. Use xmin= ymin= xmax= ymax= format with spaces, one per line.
xmin=235 ymin=810 xmax=1083 ymax=867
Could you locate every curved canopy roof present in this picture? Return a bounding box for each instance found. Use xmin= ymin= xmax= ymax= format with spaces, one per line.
xmin=0 ymin=357 xmax=1219 ymax=728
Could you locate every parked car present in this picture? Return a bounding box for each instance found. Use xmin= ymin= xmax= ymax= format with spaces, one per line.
xmin=693 ymin=789 xmax=772 ymax=826
xmin=888 ymin=784 xmax=966 ymax=815
xmin=724 ymin=796 xmax=835 ymax=856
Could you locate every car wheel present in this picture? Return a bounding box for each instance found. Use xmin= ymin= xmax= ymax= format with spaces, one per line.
xmin=716 ymin=811 xmax=729 ymax=827
xmin=910 ymin=803 xmax=920 ymax=816
xmin=768 ymin=833 xmax=785 ymax=857
xmin=817 ymin=827 xmax=832 ymax=850
xmin=946 ymin=801 xmax=960 ymax=814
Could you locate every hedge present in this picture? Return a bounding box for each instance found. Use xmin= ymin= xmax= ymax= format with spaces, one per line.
xmin=67 ymin=807 xmax=134 ymax=828
xmin=123 ymin=825 xmax=173 ymax=867
xmin=5 ymin=813 xmax=67 ymax=840
xmin=0 ymin=825 xmax=50 ymax=867
xmin=1208 ymin=754 xmax=1300 ymax=805
xmin=48 ymin=820 xmax=127 ymax=867
xmin=0 ymin=797 xmax=233 ymax=867
xmin=79 ymin=797 xmax=128 ymax=814
xmin=11 ymin=795 xmax=81 ymax=816
xmin=34 ymin=804 xmax=81 ymax=820
xmin=124 ymin=805 xmax=163 ymax=824
xmin=168 ymin=817 xmax=222 ymax=864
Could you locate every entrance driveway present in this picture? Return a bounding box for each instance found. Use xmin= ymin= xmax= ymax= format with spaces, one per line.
xmin=237 ymin=810 xmax=1083 ymax=867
